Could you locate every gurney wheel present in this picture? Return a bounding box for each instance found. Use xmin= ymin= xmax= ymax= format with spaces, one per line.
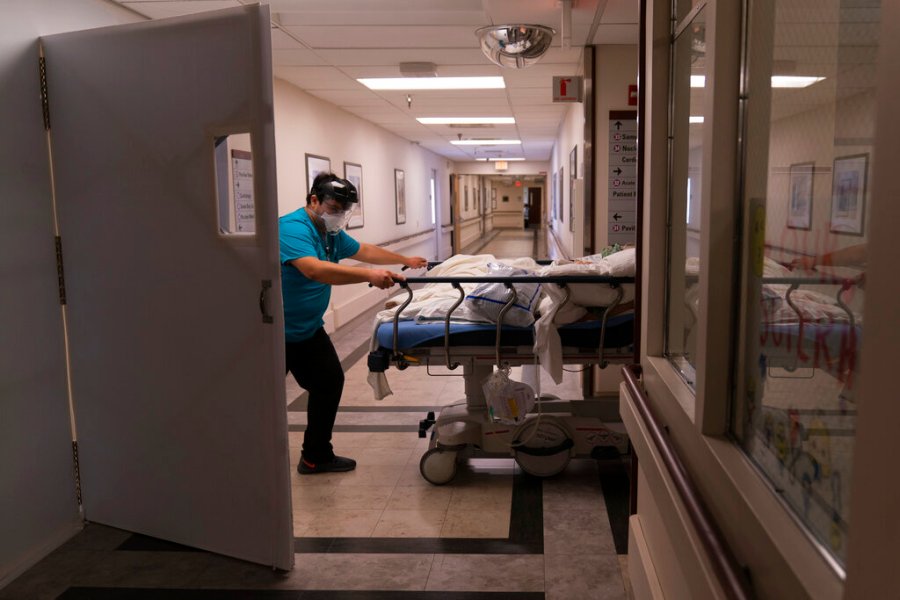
xmin=420 ymin=448 xmax=458 ymax=485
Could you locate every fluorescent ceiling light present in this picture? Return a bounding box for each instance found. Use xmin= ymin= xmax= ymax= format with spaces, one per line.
xmin=690 ymin=75 xmax=824 ymax=88
xmin=476 ymin=158 xmax=488 ymax=161
xmin=451 ymin=139 xmax=521 ymax=146
xmin=689 ymin=116 xmax=704 ymax=123
xmin=417 ymin=117 xmax=515 ymax=125
xmin=489 ymin=157 xmax=525 ymax=161
xmin=358 ymin=77 xmax=505 ymax=90
xmin=770 ymin=75 xmax=826 ymax=88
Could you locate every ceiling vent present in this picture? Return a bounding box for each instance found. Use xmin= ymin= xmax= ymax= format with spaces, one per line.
xmin=476 ymin=25 xmax=556 ymax=69
xmin=399 ymin=62 xmax=437 ymax=77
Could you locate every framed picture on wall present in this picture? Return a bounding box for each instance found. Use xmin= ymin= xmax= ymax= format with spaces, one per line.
xmin=569 ymin=145 xmax=578 ymax=179
xmin=557 ymin=167 xmax=564 ymax=223
xmin=787 ymin=162 xmax=814 ymax=230
xmin=305 ymin=153 xmax=331 ymax=193
xmin=343 ymin=161 xmax=364 ymax=229
xmin=551 ymin=170 xmax=557 ymax=220
xmin=394 ymin=168 xmax=406 ymax=225
xmin=569 ymin=176 xmax=575 ymax=232
xmin=830 ymin=154 xmax=867 ymax=235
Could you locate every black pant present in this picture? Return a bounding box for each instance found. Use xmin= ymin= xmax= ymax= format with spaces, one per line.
xmin=285 ymin=327 xmax=344 ymax=463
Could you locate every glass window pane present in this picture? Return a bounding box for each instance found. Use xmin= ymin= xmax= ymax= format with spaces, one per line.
xmin=666 ymin=7 xmax=706 ymax=387
xmin=736 ymin=0 xmax=879 ymax=567
xmin=676 ymin=0 xmax=705 ymax=24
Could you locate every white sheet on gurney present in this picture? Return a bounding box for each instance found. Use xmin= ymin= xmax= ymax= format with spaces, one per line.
xmin=379 ymin=254 xmax=541 ymax=324
xmin=535 ymin=247 xmax=636 ymax=383
xmin=366 ymin=254 xmax=541 ymax=399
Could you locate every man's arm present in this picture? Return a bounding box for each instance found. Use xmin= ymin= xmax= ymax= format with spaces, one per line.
xmin=351 ymin=242 xmax=427 ymax=269
xmin=290 ymin=256 xmax=399 ymax=289
xmin=820 ymin=244 xmax=867 ymax=267
xmin=791 ymin=243 xmax=867 ymax=270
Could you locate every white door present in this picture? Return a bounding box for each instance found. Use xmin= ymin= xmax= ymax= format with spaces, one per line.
xmin=41 ymin=6 xmax=293 ymax=570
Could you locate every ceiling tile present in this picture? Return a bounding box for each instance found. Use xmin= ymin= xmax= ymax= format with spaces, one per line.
xmin=112 ymin=0 xmax=617 ymax=162
xmin=592 ymin=24 xmax=640 ymax=45
xmin=271 ymin=27 xmax=303 ymax=50
xmin=600 ymin=0 xmax=641 ymax=24
xmin=314 ymin=48 xmax=490 ymax=67
xmin=273 ymin=66 xmax=360 ymax=90
xmin=121 ymin=1 xmax=240 ymax=19
xmin=338 ymin=64 xmax=501 ymax=78
xmin=272 ymin=48 xmax=327 ymax=66
xmin=305 ymin=89 xmax=387 ymax=107
xmin=280 ymin=25 xmax=482 ymax=49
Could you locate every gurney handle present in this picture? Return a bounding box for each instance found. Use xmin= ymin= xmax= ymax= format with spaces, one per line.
xmin=495 ymin=284 xmax=518 ymax=370
xmin=598 ymin=284 xmax=625 ymax=368
xmin=444 ymin=282 xmax=465 ymax=370
xmin=835 ymin=280 xmax=856 ymax=331
xmin=392 ymin=282 xmax=415 ymax=368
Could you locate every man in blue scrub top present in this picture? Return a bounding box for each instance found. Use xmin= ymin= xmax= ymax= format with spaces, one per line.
xmin=281 ymin=172 xmax=426 ymax=474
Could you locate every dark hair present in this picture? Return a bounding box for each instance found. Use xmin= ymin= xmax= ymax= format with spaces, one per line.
xmin=306 ymin=172 xmax=358 ymax=208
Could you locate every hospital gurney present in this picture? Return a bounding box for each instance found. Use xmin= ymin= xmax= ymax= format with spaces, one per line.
xmin=758 ymin=273 xmax=862 ymax=392
xmin=367 ymin=270 xmax=635 ymax=485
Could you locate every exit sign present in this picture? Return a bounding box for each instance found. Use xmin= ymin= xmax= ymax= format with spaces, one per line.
xmin=552 ymin=76 xmax=583 ymax=102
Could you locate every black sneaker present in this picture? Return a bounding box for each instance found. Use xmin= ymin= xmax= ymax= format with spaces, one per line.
xmin=297 ymin=455 xmax=357 ymax=475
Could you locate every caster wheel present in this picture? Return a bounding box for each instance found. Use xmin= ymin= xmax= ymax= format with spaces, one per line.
xmin=420 ymin=447 xmax=458 ymax=485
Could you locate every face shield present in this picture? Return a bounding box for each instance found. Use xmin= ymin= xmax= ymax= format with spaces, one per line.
xmin=313 ymin=177 xmax=358 ymax=233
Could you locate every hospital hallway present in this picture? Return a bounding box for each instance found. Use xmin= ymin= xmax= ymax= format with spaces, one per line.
xmin=1 ymin=225 xmax=632 ymax=599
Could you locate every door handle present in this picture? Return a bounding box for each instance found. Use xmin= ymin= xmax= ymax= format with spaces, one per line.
xmin=259 ymin=279 xmax=273 ymax=324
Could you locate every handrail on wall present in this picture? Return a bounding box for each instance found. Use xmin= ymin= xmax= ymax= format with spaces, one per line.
xmin=622 ymin=364 xmax=755 ymax=600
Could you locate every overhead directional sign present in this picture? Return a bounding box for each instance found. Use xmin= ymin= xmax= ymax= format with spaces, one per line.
xmin=608 ymin=110 xmax=638 ymax=245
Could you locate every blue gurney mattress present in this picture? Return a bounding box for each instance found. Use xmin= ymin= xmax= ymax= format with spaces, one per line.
xmin=375 ymin=312 xmax=635 ymax=351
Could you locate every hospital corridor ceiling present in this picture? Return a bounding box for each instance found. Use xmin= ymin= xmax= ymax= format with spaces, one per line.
xmin=110 ymin=0 xmax=639 ymax=162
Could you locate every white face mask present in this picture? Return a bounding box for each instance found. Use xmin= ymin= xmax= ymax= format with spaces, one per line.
xmin=319 ymin=210 xmax=350 ymax=233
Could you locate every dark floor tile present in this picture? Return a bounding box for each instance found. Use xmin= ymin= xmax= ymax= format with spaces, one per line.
xmin=598 ymin=459 xmax=631 ymax=555
xmin=57 ymin=589 xmax=545 ymax=599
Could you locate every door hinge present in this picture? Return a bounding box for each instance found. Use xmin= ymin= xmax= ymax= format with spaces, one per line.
xmin=39 ymin=55 xmax=50 ymax=131
xmin=55 ymin=236 xmax=66 ymax=305
xmin=72 ymin=441 xmax=83 ymax=507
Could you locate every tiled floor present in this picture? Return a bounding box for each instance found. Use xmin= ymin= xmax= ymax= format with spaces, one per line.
xmin=1 ymin=226 xmax=633 ymax=599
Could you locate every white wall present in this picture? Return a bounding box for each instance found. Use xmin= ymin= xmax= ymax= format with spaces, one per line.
xmin=492 ymin=182 xmax=525 ymax=228
xmin=455 ymin=174 xmax=490 ymax=249
xmin=0 ymin=0 xmax=142 ymax=586
xmin=594 ymin=45 xmax=639 ymax=249
xmin=552 ymin=55 xmax=587 ymax=258
xmin=273 ymin=78 xmax=451 ymax=328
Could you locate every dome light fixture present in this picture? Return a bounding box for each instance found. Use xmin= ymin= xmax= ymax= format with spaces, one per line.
xmin=475 ymin=24 xmax=556 ymax=69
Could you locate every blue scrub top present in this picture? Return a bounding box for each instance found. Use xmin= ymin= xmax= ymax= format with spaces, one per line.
xmin=279 ymin=208 xmax=360 ymax=342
